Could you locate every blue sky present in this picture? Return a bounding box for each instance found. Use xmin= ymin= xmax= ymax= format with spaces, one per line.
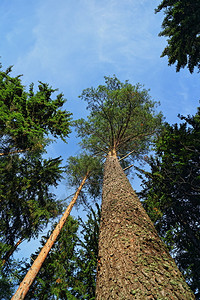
xmin=1 ymin=0 xmax=199 ymax=261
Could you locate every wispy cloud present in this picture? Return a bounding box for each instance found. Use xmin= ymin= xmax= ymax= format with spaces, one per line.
xmin=12 ymin=0 xmax=164 ymax=85
xmin=1 ymin=0 xmax=198 ymax=123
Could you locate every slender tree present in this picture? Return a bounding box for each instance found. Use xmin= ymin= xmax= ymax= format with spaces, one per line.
xmin=12 ymin=173 xmax=88 ymax=300
xmin=75 ymin=75 xmax=195 ymax=299
xmin=12 ymin=154 xmax=102 ymax=299
xmin=18 ymin=215 xmax=79 ymax=300
xmin=17 ymin=205 xmax=101 ymax=300
xmin=137 ymin=111 xmax=200 ymax=297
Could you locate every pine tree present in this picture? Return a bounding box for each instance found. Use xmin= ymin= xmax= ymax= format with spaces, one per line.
xmin=12 ymin=172 xmax=88 ymax=300
xmin=75 ymin=75 xmax=195 ymax=299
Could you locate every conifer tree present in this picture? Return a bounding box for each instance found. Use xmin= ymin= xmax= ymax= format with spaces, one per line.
xmin=74 ymin=203 xmax=101 ymax=299
xmin=0 ymin=64 xmax=71 ymax=295
xmin=156 ymin=1 xmax=200 ymax=73
xmin=75 ymin=75 xmax=195 ymax=299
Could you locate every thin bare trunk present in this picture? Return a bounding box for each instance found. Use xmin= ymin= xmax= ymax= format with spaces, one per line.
xmin=123 ymin=164 xmax=134 ymax=172
xmin=12 ymin=172 xmax=89 ymax=300
xmin=119 ymin=149 xmax=136 ymax=162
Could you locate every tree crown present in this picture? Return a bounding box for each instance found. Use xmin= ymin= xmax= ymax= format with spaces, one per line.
xmin=75 ymin=75 xmax=163 ymax=162
xmin=66 ymin=154 xmax=103 ymax=206
xmin=0 ymin=65 xmax=72 ymax=155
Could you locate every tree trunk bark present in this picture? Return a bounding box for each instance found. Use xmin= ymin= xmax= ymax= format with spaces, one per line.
xmin=95 ymin=155 xmax=194 ymax=299
xmin=12 ymin=172 xmax=89 ymax=300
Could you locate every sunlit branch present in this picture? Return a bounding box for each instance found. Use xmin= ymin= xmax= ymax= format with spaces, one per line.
xmin=120 ymin=130 xmax=156 ymax=147
xmin=119 ymin=149 xmax=137 ymax=162
xmin=2 ymin=237 xmax=24 ymax=265
xmin=91 ymin=144 xmax=108 ymax=155
xmin=123 ymin=164 xmax=134 ymax=171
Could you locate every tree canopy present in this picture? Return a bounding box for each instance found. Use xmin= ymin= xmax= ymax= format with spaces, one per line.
xmin=0 ymin=64 xmax=72 ymax=250
xmin=0 ymin=64 xmax=72 ymax=296
xmin=66 ymin=154 xmax=103 ymax=206
xmin=156 ymin=0 xmax=200 ymax=73
xmin=72 ymin=76 xmax=196 ymax=299
xmin=0 ymin=155 xmax=63 ymax=247
xmin=0 ymin=65 xmax=72 ymax=155
xmin=75 ymin=75 xmax=163 ymax=160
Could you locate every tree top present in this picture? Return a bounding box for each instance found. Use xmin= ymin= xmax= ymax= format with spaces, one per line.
xmin=75 ymin=75 xmax=163 ymax=162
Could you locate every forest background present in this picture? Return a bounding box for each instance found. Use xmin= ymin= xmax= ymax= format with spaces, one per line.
xmin=0 ymin=0 xmax=199 ymax=298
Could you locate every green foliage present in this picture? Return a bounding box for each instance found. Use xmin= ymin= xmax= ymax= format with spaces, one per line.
xmin=0 ymin=154 xmax=65 ymax=298
xmin=156 ymin=1 xmax=200 ymax=73
xmin=0 ymin=63 xmax=72 ymax=294
xmin=0 ymin=269 xmax=14 ymax=299
xmin=66 ymin=154 xmax=103 ymax=205
xmin=74 ymin=204 xmax=100 ymax=299
xmin=0 ymin=257 xmax=26 ymax=300
xmin=137 ymin=110 xmax=200 ymax=297
xmin=18 ymin=207 xmax=100 ymax=299
xmin=0 ymin=64 xmax=72 ymax=154
xmin=75 ymin=75 xmax=163 ymax=161
xmin=0 ymin=155 xmax=63 ymax=247
xmin=20 ymin=216 xmax=79 ymax=300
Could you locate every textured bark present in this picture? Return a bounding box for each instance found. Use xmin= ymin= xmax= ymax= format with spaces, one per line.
xmin=12 ymin=172 xmax=89 ymax=300
xmin=96 ymin=155 xmax=194 ymax=299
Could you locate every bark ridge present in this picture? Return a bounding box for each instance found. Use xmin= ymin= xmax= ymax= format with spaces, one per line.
xmin=96 ymin=156 xmax=194 ymax=299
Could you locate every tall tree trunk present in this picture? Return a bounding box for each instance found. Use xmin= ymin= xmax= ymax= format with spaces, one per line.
xmin=95 ymin=155 xmax=194 ymax=299
xmin=12 ymin=172 xmax=89 ymax=300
